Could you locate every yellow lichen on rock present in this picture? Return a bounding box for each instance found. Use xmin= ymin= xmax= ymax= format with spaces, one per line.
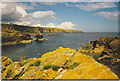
xmin=60 ymin=61 xmax=118 ymax=79
xmin=1 ymin=47 xmax=119 ymax=80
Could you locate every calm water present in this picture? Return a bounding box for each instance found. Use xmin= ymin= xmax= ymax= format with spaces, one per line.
xmin=2 ymin=32 xmax=118 ymax=61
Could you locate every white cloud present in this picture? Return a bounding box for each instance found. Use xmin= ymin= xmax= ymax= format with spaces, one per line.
xmin=40 ymin=2 xmax=57 ymax=6
xmin=31 ymin=22 xmax=76 ymax=30
xmin=2 ymin=2 xmax=56 ymax=25
xmin=95 ymin=11 xmax=118 ymax=20
xmin=57 ymin=22 xmax=76 ymax=29
xmin=32 ymin=24 xmax=41 ymax=27
xmin=66 ymin=2 xmax=117 ymax=11
xmin=2 ymin=2 xmax=28 ymax=22
xmin=45 ymin=23 xmax=56 ymax=28
xmin=31 ymin=11 xmax=56 ymax=19
xmin=14 ymin=19 xmax=41 ymax=26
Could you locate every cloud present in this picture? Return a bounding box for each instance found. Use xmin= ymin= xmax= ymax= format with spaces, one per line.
xmin=57 ymin=22 xmax=76 ymax=29
xmin=45 ymin=23 xmax=56 ymax=28
xmin=14 ymin=19 xmax=41 ymax=26
xmin=2 ymin=2 xmax=28 ymax=22
xmin=2 ymin=2 xmax=56 ymax=25
xmin=66 ymin=2 xmax=117 ymax=11
xmin=95 ymin=11 xmax=118 ymax=20
xmin=31 ymin=22 xmax=76 ymax=30
xmin=40 ymin=2 xmax=57 ymax=6
xmin=30 ymin=11 xmax=56 ymax=19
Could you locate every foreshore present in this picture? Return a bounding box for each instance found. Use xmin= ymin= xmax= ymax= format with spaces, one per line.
xmin=1 ymin=36 xmax=120 ymax=80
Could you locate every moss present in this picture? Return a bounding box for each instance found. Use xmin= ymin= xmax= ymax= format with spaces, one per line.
xmin=29 ymin=64 xmax=34 ymax=66
xmin=69 ymin=62 xmax=81 ymax=69
xmin=43 ymin=64 xmax=60 ymax=71
xmin=43 ymin=64 xmax=52 ymax=70
xmin=35 ymin=60 xmax=41 ymax=66
xmin=52 ymin=65 xmax=60 ymax=71
xmin=6 ymin=70 xmax=12 ymax=78
xmin=20 ymin=62 xmax=28 ymax=66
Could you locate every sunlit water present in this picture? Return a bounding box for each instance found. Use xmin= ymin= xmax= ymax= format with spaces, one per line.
xmin=2 ymin=32 xmax=118 ymax=61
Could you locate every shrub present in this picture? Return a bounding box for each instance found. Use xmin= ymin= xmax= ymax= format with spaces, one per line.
xmin=6 ymin=70 xmax=12 ymax=78
xmin=43 ymin=64 xmax=60 ymax=71
xmin=35 ymin=60 xmax=41 ymax=66
xmin=52 ymin=65 xmax=60 ymax=71
xmin=29 ymin=64 xmax=34 ymax=66
xmin=69 ymin=62 xmax=81 ymax=69
xmin=43 ymin=64 xmax=53 ymax=70
xmin=20 ymin=62 xmax=28 ymax=66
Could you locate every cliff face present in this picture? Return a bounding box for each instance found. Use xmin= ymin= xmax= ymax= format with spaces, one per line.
xmin=78 ymin=36 xmax=120 ymax=78
xmin=1 ymin=24 xmax=84 ymax=33
xmin=1 ymin=24 xmax=40 ymax=35
xmin=1 ymin=27 xmax=33 ymax=46
xmin=1 ymin=24 xmax=45 ymax=46
xmin=1 ymin=47 xmax=118 ymax=80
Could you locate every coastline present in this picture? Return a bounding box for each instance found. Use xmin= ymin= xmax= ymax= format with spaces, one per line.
xmin=1 ymin=36 xmax=120 ymax=79
xmin=1 ymin=47 xmax=119 ymax=79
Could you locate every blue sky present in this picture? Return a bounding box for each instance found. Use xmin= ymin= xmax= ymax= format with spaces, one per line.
xmin=2 ymin=2 xmax=119 ymax=32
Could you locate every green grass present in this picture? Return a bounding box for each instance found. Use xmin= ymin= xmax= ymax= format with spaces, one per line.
xmin=43 ymin=64 xmax=60 ymax=71
xmin=35 ymin=60 xmax=41 ymax=66
xmin=29 ymin=64 xmax=34 ymax=66
xmin=43 ymin=64 xmax=53 ymax=70
xmin=69 ymin=62 xmax=81 ymax=69
xmin=52 ymin=65 xmax=60 ymax=71
xmin=6 ymin=70 xmax=12 ymax=78
xmin=20 ymin=62 xmax=28 ymax=66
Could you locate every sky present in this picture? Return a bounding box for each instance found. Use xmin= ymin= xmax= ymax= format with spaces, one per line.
xmin=1 ymin=2 xmax=119 ymax=32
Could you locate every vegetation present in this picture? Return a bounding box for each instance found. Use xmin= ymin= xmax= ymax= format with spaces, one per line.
xmin=6 ymin=70 xmax=12 ymax=78
xmin=69 ymin=62 xmax=81 ymax=69
xmin=35 ymin=60 xmax=41 ymax=66
xmin=20 ymin=62 xmax=28 ymax=66
xmin=29 ymin=64 xmax=34 ymax=66
xmin=43 ymin=64 xmax=60 ymax=71
xmin=1 ymin=23 xmax=83 ymax=34
xmin=52 ymin=65 xmax=61 ymax=71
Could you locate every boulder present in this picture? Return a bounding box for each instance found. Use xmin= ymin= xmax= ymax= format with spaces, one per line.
xmin=33 ymin=33 xmax=46 ymax=42
xmin=78 ymin=36 xmax=120 ymax=78
xmin=1 ymin=47 xmax=119 ymax=79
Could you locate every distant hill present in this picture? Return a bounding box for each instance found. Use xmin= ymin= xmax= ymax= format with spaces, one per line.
xmin=1 ymin=23 xmax=84 ymax=34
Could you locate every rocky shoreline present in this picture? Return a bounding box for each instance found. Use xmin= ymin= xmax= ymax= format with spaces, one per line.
xmin=1 ymin=25 xmax=46 ymax=46
xmin=33 ymin=33 xmax=46 ymax=42
xmin=78 ymin=36 xmax=120 ymax=78
xmin=1 ymin=47 xmax=119 ymax=80
xmin=1 ymin=23 xmax=83 ymax=46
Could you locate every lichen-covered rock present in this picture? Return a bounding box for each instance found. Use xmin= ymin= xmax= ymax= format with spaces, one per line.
xmin=78 ymin=36 xmax=120 ymax=78
xmin=1 ymin=47 xmax=119 ymax=80
xmin=33 ymin=33 xmax=46 ymax=42
xmin=1 ymin=30 xmax=33 ymax=46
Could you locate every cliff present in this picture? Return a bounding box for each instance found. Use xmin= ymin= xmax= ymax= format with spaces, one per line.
xmin=1 ymin=47 xmax=118 ymax=80
xmin=1 ymin=24 xmax=45 ymax=46
xmin=1 ymin=23 xmax=84 ymax=33
xmin=1 ymin=27 xmax=33 ymax=46
xmin=78 ymin=36 xmax=120 ymax=78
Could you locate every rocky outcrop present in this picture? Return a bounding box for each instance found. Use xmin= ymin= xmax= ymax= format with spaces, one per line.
xmin=78 ymin=36 xmax=120 ymax=78
xmin=2 ymin=29 xmax=33 ymax=46
xmin=33 ymin=33 xmax=46 ymax=42
xmin=1 ymin=47 xmax=119 ymax=80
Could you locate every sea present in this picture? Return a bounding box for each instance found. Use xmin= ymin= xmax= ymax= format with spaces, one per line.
xmin=2 ymin=32 xmax=119 ymax=61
